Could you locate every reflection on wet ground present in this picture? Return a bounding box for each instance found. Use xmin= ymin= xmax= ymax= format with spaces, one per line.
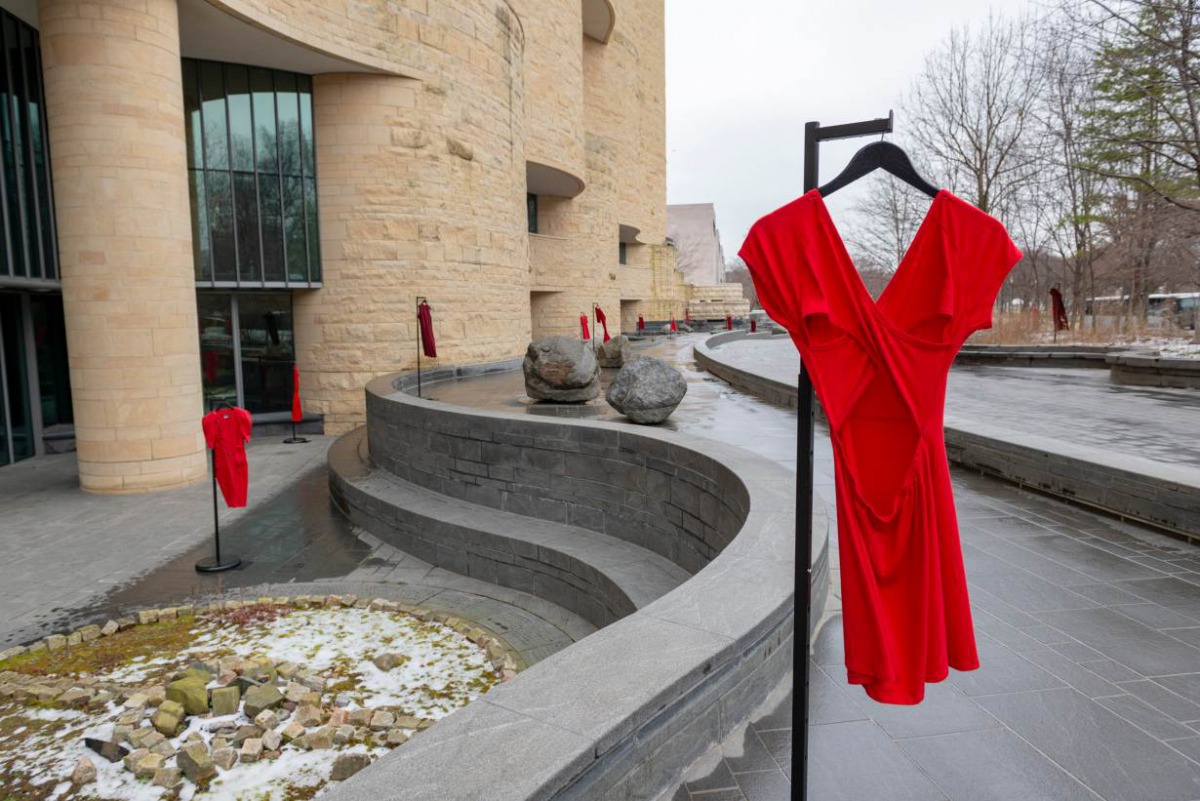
xmin=43 ymin=466 xmax=373 ymax=637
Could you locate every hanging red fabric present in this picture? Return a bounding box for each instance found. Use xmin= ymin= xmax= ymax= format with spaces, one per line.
xmin=291 ymin=366 xmax=303 ymax=423
xmin=669 ymin=316 xmax=677 ymax=332
xmin=417 ymin=301 xmax=437 ymax=358
xmin=726 ymin=315 xmax=733 ymax=330
xmin=1050 ymin=287 xmax=1069 ymax=332
xmin=202 ymin=406 xmax=252 ymax=508
xmin=740 ymin=189 xmax=1022 ymax=704
xmin=595 ymin=306 xmax=611 ymax=342
xmin=750 ymin=318 xmax=758 ymax=333
xmin=580 ymin=314 xmax=590 ymax=340
xmin=637 ymin=315 xmax=645 ymax=331
xmin=686 ymin=309 xmax=691 ymax=325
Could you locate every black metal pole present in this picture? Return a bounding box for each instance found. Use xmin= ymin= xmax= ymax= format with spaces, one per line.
xmin=794 ymin=113 xmax=894 ymax=801
xmin=212 ymin=457 xmax=220 ymax=564
xmin=195 ymin=447 xmax=241 ymax=573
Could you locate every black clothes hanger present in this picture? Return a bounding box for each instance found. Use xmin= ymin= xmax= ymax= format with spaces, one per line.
xmin=213 ymin=400 xmax=236 ymax=411
xmin=818 ymin=141 xmax=939 ymax=199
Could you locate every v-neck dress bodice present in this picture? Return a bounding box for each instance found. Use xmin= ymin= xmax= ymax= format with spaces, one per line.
xmin=740 ymin=189 xmax=1022 ymax=704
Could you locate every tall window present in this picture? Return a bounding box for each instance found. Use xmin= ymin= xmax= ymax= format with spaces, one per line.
xmin=527 ymin=193 xmax=538 ymax=234
xmin=184 ymin=59 xmax=320 ymax=287
xmin=199 ymin=292 xmax=295 ymax=413
xmin=618 ymin=241 xmax=627 ymax=265
xmin=0 ymin=9 xmax=56 ymax=285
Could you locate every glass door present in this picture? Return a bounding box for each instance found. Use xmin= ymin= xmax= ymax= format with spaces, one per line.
xmin=0 ymin=293 xmax=33 ymax=464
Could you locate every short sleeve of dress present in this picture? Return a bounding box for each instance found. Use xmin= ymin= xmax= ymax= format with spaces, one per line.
xmin=738 ymin=194 xmax=829 ymax=337
xmin=202 ymin=412 xmax=217 ymax=449
xmin=958 ymin=212 xmax=1023 ymax=337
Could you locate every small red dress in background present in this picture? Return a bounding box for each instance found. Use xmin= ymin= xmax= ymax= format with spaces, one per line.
xmin=740 ymin=189 xmax=1021 ymax=704
xmin=580 ymin=315 xmax=591 ymax=341
xmin=202 ymin=406 xmax=253 ymax=508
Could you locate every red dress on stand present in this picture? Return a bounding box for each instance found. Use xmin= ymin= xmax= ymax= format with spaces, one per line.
xmin=202 ymin=406 xmax=253 ymax=508
xmin=739 ymin=189 xmax=1022 ymax=704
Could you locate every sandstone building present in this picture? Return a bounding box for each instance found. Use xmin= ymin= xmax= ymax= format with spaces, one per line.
xmin=0 ymin=0 xmax=687 ymax=491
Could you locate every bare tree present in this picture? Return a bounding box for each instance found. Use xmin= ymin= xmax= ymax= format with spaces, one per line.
xmin=843 ymin=172 xmax=932 ymax=274
xmin=1031 ymin=14 xmax=1110 ymax=325
xmin=905 ymin=14 xmax=1045 ymax=219
xmin=724 ymin=258 xmax=760 ymax=309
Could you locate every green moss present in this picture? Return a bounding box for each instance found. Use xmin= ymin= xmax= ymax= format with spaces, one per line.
xmin=0 ymin=616 xmax=203 ymax=677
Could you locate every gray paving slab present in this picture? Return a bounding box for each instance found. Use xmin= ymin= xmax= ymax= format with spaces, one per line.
xmin=897 ymin=727 xmax=1104 ymax=801
xmin=976 ymin=687 xmax=1200 ymax=801
xmin=1035 ymin=607 xmax=1200 ymax=676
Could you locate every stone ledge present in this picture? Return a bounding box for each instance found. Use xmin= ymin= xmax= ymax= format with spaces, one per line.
xmin=1107 ymin=352 xmax=1200 ymax=389
xmin=696 ymin=334 xmax=1200 ymax=543
xmin=322 ymin=365 xmax=825 ymax=800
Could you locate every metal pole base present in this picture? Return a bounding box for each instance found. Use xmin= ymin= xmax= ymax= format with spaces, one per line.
xmin=195 ymin=554 xmax=242 ymax=573
xmin=282 ymin=437 xmax=310 ymax=444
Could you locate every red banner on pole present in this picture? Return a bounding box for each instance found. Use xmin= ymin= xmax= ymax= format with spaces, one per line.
xmin=637 ymin=315 xmax=645 ymax=331
xmin=670 ymin=316 xmax=677 ymax=332
xmin=291 ymin=366 xmax=303 ymax=423
xmin=580 ymin=314 xmax=590 ymax=340
xmin=418 ymin=301 xmax=438 ymax=358
xmin=594 ymin=306 xmax=611 ymax=342
xmin=726 ymin=314 xmax=733 ymax=330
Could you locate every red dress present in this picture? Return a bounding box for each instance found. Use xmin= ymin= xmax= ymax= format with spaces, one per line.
xmin=739 ymin=189 xmax=1022 ymax=704
xmin=202 ymin=406 xmax=253 ymax=508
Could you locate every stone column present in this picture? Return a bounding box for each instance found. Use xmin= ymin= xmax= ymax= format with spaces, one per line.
xmin=39 ymin=0 xmax=206 ymax=492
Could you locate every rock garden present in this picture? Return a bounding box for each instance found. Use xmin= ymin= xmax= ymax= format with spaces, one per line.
xmin=0 ymin=595 xmax=516 ymax=800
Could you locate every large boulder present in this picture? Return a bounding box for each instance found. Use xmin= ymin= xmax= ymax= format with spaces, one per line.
xmin=597 ymin=335 xmax=631 ymax=368
xmin=523 ymin=336 xmax=600 ymax=402
xmin=606 ymin=357 xmax=688 ymax=424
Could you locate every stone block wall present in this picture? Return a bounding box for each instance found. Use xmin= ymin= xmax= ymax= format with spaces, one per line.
xmin=365 ymin=380 xmax=749 ymax=575
xmin=294 ymin=3 xmax=530 ymax=433
xmin=688 ymin=283 xmax=751 ymax=320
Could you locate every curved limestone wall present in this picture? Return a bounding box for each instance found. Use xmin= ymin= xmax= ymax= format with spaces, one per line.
xmin=325 ymin=368 xmax=828 ymax=800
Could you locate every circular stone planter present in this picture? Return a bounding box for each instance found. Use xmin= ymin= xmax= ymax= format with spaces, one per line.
xmin=0 ymin=595 xmax=524 ymax=800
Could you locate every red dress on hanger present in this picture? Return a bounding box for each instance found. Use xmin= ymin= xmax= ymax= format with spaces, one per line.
xmin=739 ymin=189 xmax=1021 ymax=704
xmin=202 ymin=406 xmax=253 ymax=508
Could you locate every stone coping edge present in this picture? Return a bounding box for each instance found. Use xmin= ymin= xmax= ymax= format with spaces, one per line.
xmin=696 ymin=334 xmax=1200 ymax=543
xmin=1107 ymin=352 xmax=1200 ymax=389
xmin=320 ymin=368 xmax=825 ymax=800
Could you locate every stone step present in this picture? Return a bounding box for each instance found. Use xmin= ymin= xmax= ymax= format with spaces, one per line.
xmin=329 ymin=428 xmax=691 ymax=629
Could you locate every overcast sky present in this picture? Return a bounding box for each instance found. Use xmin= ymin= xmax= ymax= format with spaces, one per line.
xmin=664 ymin=0 xmax=1040 ymax=264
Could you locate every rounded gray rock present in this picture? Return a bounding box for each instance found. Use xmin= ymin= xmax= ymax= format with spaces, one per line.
xmin=606 ymin=356 xmax=688 ymax=424
xmin=523 ymin=335 xmax=600 ymax=402
xmin=597 ymin=335 xmax=632 ymax=368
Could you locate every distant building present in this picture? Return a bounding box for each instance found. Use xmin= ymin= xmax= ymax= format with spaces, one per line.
xmin=668 ymin=204 xmax=726 ymax=285
xmin=666 ymin=203 xmax=748 ymax=321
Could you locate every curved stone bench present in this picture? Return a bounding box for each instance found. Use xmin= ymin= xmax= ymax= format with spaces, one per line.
xmin=330 ymin=428 xmax=691 ymax=627
xmin=324 ymin=368 xmax=825 ymax=801
xmin=695 ymin=333 xmax=1200 ymax=543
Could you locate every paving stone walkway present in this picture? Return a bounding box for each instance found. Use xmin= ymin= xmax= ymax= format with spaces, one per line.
xmin=681 ymin=334 xmax=1200 ymax=801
